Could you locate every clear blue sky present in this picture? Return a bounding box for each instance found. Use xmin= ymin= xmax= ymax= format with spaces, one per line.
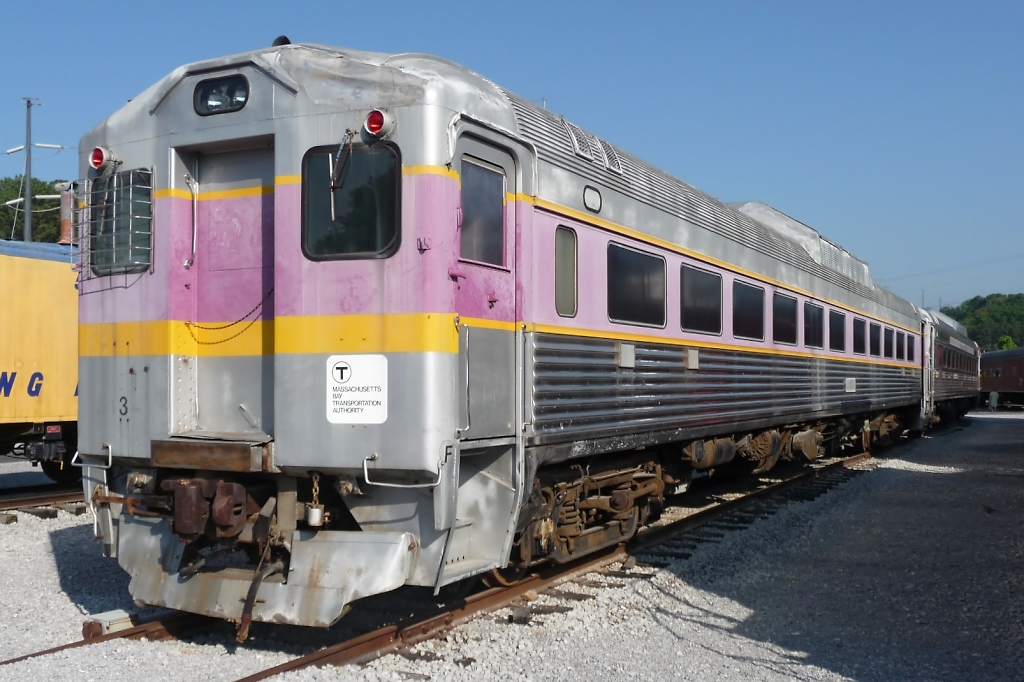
xmin=2 ymin=1 xmax=1020 ymax=308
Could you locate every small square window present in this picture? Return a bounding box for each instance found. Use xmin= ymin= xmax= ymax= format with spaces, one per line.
xmin=804 ymin=303 xmax=824 ymax=349
xmin=853 ymin=318 xmax=867 ymax=355
xmin=829 ymin=310 xmax=846 ymax=352
xmin=773 ymin=293 xmax=798 ymax=345
xmin=733 ymin=281 xmax=765 ymax=341
xmin=869 ymin=323 xmax=881 ymax=357
xmin=681 ymin=265 xmax=722 ymax=334
xmin=607 ymin=243 xmax=666 ymax=327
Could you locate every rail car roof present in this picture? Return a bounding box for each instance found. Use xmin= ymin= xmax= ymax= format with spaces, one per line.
xmin=925 ymin=309 xmax=972 ymax=339
xmin=0 ymin=239 xmax=76 ymax=263
xmin=88 ymin=41 xmax=916 ymax=319
xmin=981 ymin=347 xmax=1024 ymax=360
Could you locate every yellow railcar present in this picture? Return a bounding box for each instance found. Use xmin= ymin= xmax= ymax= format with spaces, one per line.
xmin=0 ymin=239 xmax=78 ymax=481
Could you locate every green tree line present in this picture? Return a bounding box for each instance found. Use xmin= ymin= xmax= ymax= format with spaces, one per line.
xmin=941 ymin=294 xmax=1024 ymax=351
xmin=0 ymin=175 xmax=66 ymax=243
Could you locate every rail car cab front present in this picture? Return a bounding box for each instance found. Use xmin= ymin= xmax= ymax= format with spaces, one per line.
xmin=77 ymin=44 xmax=533 ymax=636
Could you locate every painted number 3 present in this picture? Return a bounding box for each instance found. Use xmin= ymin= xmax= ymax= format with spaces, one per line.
xmin=119 ymin=396 xmax=128 ymax=416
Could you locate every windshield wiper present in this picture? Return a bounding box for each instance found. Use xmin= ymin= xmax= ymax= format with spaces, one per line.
xmin=328 ymin=129 xmax=356 ymax=222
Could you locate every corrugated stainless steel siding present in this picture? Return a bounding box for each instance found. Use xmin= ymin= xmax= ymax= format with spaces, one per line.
xmin=501 ymin=89 xmax=917 ymax=319
xmin=528 ymin=332 xmax=920 ymax=442
xmin=933 ymin=374 xmax=980 ymax=401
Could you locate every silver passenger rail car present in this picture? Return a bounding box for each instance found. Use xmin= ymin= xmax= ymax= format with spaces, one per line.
xmin=76 ymin=40 xmax=966 ymax=635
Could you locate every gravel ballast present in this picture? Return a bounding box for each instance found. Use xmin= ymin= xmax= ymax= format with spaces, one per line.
xmin=1 ymin=412 xmax=1022 ymax=681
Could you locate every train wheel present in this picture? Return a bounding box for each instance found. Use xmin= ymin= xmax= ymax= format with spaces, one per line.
xmin=483 ymin=563 xmax=530 ymax=587
xmin=437 ymin=576 xmax=482 ymax=600
xmin=483 ymin=533 xmax=533 ymax=587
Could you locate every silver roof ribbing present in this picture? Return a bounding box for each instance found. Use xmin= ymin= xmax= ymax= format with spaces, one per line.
xmin=499 ymin=87 xmax=916 ymax=318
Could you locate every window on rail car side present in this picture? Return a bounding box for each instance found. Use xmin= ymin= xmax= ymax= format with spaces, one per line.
xmin=829 ymin=310 xmax=846 ymax=352
xmin=733 ymin=281 xmax=765 ymax=341
xmin=459 ymin=158 xmax=505 ymax=266
xmin=853 ymin=318 xmax=867 ymax=355
xmin=884 ymin=328 xmax=894 ymax=358
xmin=301 ymin=143 xmax=400 ymax=259
xmin=88 ymin=168 xmax=153 ymax=275
xmin=804 ymin=302 xmax=824 ymax=349
xmin=896 ymin=331 xmax=906 ymax=360
xmin=869 ymin=323 xmax=881 ymax=357
xmin=680 ymin=265 xmax=722 ymax=335
xmin=555 ymin=226 xmax=577 ymax=317
xmin=772 ymin=293 xmax=798 ymax=345
xmin=607 ymin=243 xmax=665 ymax=327
xmin=907 ymin=336 xmax=915 ymax=363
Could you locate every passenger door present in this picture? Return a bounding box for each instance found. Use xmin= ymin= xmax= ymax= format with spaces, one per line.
xmin=176 ymin=145 xmax=276 ymax=437
xmin=452 ymin=136 xmax=517 ymax=440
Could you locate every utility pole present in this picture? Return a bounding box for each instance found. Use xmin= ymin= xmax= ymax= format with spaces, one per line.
xmin=23 ymin=97 xmax=38 ymax=243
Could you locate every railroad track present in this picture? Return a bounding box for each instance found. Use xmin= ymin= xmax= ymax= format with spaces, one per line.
xmin=0 ymin=483 xmax=84 ymax=512
xmin=0 ymin=612 xmax=222 ymax=667
xmin=0 ymin=452 xmax=873 ymax=677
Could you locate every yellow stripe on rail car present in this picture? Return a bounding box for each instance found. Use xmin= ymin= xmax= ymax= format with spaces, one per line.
xmin=80 ymin=313 xmax=463 ymax=357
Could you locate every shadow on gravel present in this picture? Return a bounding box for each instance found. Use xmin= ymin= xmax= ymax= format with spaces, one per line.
xmin=0 ymin=469 xmax=51 ymax=490
xmin=641 ymin=415 xmax=1024 ymax=682
xmin=49 ymin=523 xmax=135 ymax=618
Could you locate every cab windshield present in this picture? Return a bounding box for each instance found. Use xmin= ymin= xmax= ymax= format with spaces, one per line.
xmin=302 ymin=142 xmax=400 ymax=259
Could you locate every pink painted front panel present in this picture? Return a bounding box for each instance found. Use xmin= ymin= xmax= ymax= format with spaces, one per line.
xmin=193 ymin=192 xmax=275 ymax=325
xmin=82 ymin=173 xmax=472 ymax=328
xmin=273 ymin=175 xmax=460 ymax=318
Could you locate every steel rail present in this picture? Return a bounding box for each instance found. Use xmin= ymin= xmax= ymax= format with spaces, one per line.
xmin=0 ymin=613 xmax=216 ymax=667
xmin=0 ymin=488 xmax=84 ymax=512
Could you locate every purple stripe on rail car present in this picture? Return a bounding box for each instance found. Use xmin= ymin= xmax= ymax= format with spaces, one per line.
xmin=525 ymin=209 xmax=920 ymax=365
xmin=182 ymin=193 xmax=275 ymax=323
xmin=78 ymin=197 xmax=179 ymax=324
xmin=273 ymin=174 xmax=463 ymax=317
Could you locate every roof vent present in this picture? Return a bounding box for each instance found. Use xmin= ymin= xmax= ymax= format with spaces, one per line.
xmin=563 ymin=120 xmax=593 ymax=161
xmin=272 ymin=35 xmax=291 ymax=47
xmin=599 ymin=139 xmax=622 ymax=174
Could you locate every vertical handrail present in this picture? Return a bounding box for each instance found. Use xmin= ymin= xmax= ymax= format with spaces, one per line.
xmin=183 ymin=167 xmax=197 ymax=270
xmin=459 ymin=324 xmax=471 ymax=436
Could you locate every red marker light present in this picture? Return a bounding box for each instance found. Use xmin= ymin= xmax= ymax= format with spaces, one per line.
xmin=90 ymin=146 xmax=112 ymax=171
xmin=363 ymin=109 xmax=394 ymax=138
xmin=365 ymin=110 xmax=385 ymax=135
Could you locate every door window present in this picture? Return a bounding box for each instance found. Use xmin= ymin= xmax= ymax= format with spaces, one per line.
xmin=460 ymin=158 xmax=505 ymax=266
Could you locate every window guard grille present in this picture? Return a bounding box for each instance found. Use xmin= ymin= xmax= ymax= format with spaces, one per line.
xmin=76 ymin=168 xmax=153 ymax=277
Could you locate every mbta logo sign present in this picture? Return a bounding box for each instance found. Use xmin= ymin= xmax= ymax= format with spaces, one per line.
xmin=331 ymin=361 xmax=353 ymax=384
xmin=325 ymin=355 xmax=388 ymax=424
